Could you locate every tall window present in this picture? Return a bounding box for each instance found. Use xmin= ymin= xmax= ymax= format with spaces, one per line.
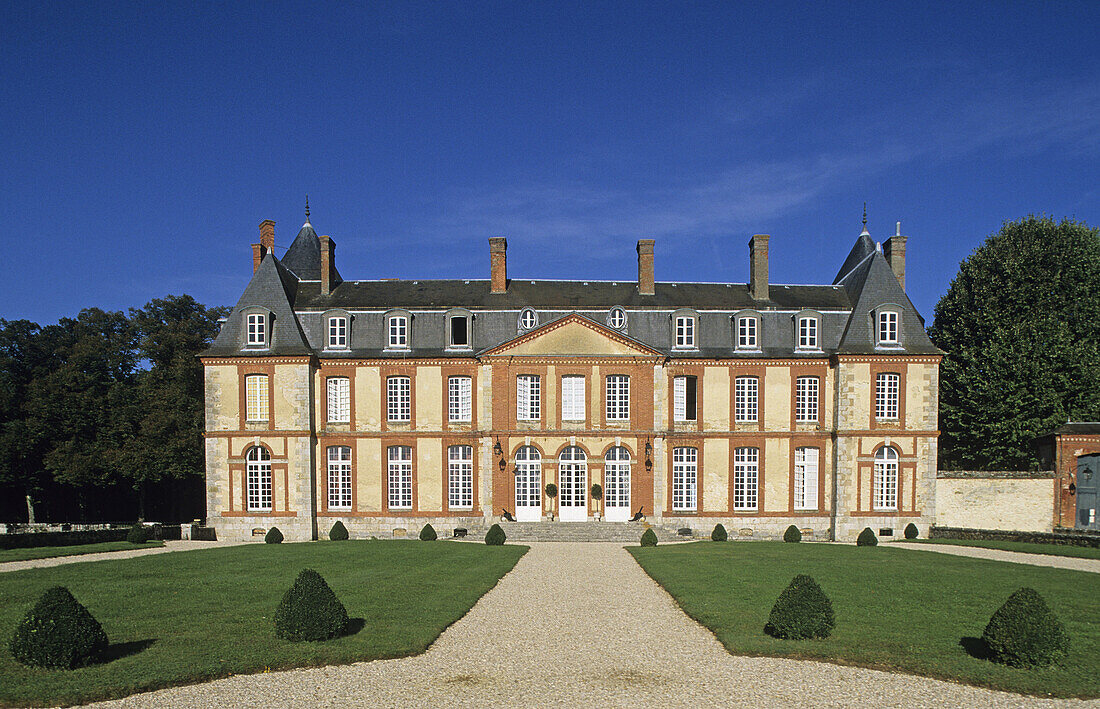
xmin=449 ymin=316 xmax=469 ymax=348
xmin=327 ymin=376 xmax=350 ymax=423
xmin=733 ymin=447 xmax=759 ymax=511
xmin=798 ymin=316 xmax=818 ymax=349
xmin=448 ymin=445 xmax=473 ymax=509
xmin=794 ymin=447 xmax=819 ymax=510
xmin=388 ymin=315 xmax=408 ymax=348
xmin=605 ymin=375 xmax=630 ymax=421
xmin=673 ymin=375 xmax=697 ymax=422
xmin=874 ymin=446 xmax=899 ymax=510
xmin=675 ymin=316 xmax=695 ymax=348
xmin=876 ymin=373 xmax=900 ymax=420
xmin=515 ymin=446 xmax=542 ymax=509
xmin=246 ymin=313 xmax=266 ymax=346
xmin=737 ymin=316 xmax=758 ymax=349
xmin=604 ymin=446 xmax=631 ymax=509
xmin=246 ymin=446 xmax=272 ymax=511
xmin=327 ymin=316 xmax=347 ymax=348
xmin=561 ymin=375 xmax=585 ymax=421
xmin=734 ymin=376 xmax=758 ymax=423
xmin=387 ymin=376 xmax=411 ymax=422
xmin=448 ymin=376 xmax=472 ymax=423
xmin=245 ymin=374 xmax=269 ymax=422
xmin=878 ymin=311 xmax=899 ymax=344
xmin=327 ymin=446 xmax=352 ymax=510
xmin=387 ymin=445 xmax=413 ymax=509
xmin=672 ymin=447 xmax=697 ymax=511
xmin=795 ymin=376 xmax=819 ymax=423
xmin=517 ymin=375 xmax=541 ymax=421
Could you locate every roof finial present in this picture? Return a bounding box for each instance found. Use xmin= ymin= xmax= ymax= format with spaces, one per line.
xmin=860 ymin=202 xmax=870 ymax=236
xmin=305 ymin=195 xmax=310 ymax=223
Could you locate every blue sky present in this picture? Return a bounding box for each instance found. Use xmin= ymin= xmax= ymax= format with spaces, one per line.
xmin=2 ymin=1 xmax=1097 ymax=325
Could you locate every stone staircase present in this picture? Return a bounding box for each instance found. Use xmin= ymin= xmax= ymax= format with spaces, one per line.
xmin=462 ymin=520 xmax=687 ymax=543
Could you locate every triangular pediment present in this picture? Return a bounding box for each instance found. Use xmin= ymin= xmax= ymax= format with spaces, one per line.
xmin=482 ymin=313 xmax=662 ymax=358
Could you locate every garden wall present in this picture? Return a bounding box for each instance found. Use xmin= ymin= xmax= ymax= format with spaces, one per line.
xmin=935 ymin=471 xmax=1055 ymax=533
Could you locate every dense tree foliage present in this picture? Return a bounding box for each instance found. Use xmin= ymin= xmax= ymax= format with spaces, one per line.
xmin=929 ymin=217 xmax=1100 ymax=470
xmin=0 ymin=295 xmax=227 ymax=523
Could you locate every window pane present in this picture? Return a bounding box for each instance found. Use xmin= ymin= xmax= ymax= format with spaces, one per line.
xmin=735 ymin=376 xmax=758 ymax=422
xmin=733 ymin=447 xmax=758 ymax=510
xmin=247 ymin=314 xmax=265 ymax=346
xmin=672 ymin=447 xmax=697 ymax=511
xmin=738 ymin=316 xmax=757 ymax=348
xmin=561 ymin=375 xmax=585 ymax=421
xmin=448 ymin=445 xmax=473 ymax=509
xmin=328 ymin=316 xmax=347 ymax=348
xmin=517 ymin=375 xmax=540 ymax=420
xmin=675 ymin=316 xmax=695 ymax=347
xmin=388 ymin=445 xmax=413 ymax=509
xmin=246 ymin=374 xmax=269 ymax=422
xmin=605 ymin=375 xmax=630 ymax=420
xmin=327 ymin=445 xmax=352 ymax=509
xmin=246 ymin=447 xmax=272 ymax=511
xmin=876 ymin=373 xmax=900 ymax=420
xmin=874 ymin=447 xmax=898 ymax=509
xmin=879 ymin=312 xmax=898 ymax=344
xmin=674 ymin=376 xmax=697 ymax=422
xmin=448 ymin=376 xmax=472 ymax=422
xmin=327 ymin=377 xmax=350 ymax=423
xmin=387 ymin=376 xmax=411 ymax=422
xmin=796 ymin=376 xmax=819 ymax=423
xmin=799 ymin=317 xmax=818 ymax=348
xmin=794 ymin=447 xmax=819 ymax=510
xmin=388 ymin=316 xmax=407 ymax=347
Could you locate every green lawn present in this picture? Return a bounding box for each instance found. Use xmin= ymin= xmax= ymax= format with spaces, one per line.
xmin=629 ymin=541 xmax=1100 ymax=698
xmin=911 ymin=538 xmax=1100 ymax=560
xmin=0 ymin=541 xmax=165 ymax=564
xmin=0 ymin=540 xmax=527 ymax=707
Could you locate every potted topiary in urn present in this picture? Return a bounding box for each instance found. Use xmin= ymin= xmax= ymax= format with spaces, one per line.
xmin=590 ymin=483 xmax=603 ymax=520
xmin=545 ymin=483 xmax=558 ymax=521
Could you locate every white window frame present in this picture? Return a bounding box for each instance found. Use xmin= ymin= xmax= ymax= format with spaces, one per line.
xmin=448 ymin=445 xmax=473 ymax=509
xmin=734 ymin=376 xmax=758 ymax=423
xmin=448 ymin=376 xmax=472 ymax=423
xmin=327 ymin=316 xmax=348 ymax=349
xmin=448 ymin=315 xmax=470 ymax=349
xmin=674 ymin=315 xmax=696 ymax=349
xmin=672 ymin=447 xmax=697 ymax=511
xmin=607 ymin=307 xmax=627 ymax=330
xmin=245 ymin=374 xmax=269 ymax=422
xmin=604 ymin=446 xmax=631 ymax=509
xmin=246 ymin=447 xmax=272 ymax=512
xmin=327 ymin=445 xmax=352 ymax=510
xmin=561 ymin=375 xmax=585 ymax=422
xmin=246 ymin=313 xmax=266 ymax=347
xmin=873 ymin=446 xmax=899 ymax=510
xmin=326 ymin=376 xmax=350 ymax=423
xmin=797 ymin=316 xmax=819 ymax=350
xmin=878 ymin=311 xmax=899 ymax=345
xmin=736 ymin=315 xmax=759 ymax=350
xmin=733 ymin=447 xmax=758 ymax=511
xmin=795 ymin=376 xmax=819 ymax=423
xmin=794 ymin=447 xmax=819 ymax=510
xmin=518 ymin=308 xmax=538 ymax=331
xmin=387 ymin=376 xmax=411 ymax=422
xmin=605 ymin=375 xmax=630 ymax=421
xmin=673 ymin=375 xmax=697 ymax=422
xmin=387 ymin=315 xmax=408 ymax=349
xmin=517 ymin=375 xmax=541 ymax=421
xmin=387 ymin=445 xmax=413 ymax=509
xmin=876 ymin=372 xmax=900 ymax=420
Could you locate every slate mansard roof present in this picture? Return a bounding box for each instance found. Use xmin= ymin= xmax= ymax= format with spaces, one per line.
xmin=203 ymin=218 xmax=942 ymax=359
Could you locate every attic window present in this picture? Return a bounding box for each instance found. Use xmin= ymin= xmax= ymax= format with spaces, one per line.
xmin=519 ymin=308 xmax=538 ymax=331
xmin=450 ymin=316 xmax=469 ymax=348
xmin=607 ymin=307 xmax=626 ymax=330
xmin=388 ymin=316 xmax=408 ymax=349
xmin=246 ymin=313 xmax=266 ymax=347
xmin=878 ymin=311 xmax=899 ymax=345
xmin=328 ymin=316 xmax=348 ymax=349
xmin=797 ymin=316 xmax=818 ymax=350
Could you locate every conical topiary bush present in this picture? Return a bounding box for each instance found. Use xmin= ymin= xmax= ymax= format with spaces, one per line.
xmin=485 ymin=523 xmax=506 ymax=546
xmin=419 ymin=523 xmax=437 ymax=541
xmin=711 ymin=524 xmax=727 ymax=541
xmin=856 ymin=527 xmax=878 ymax=546
xmin=981 ymin=587 xmax=1070 ymax=667
xmin=784 ymin=525 xmax=802 ymax=543
xmin=640 ymin=528 xmax=658 ymax=547
xmin=764 ymin=574 xmax=835 ymax=640
xmin=329 ymin=520 xmax=349 ymax=541
xmin=274 ymin=569 xmax=348 ymax=641
xmin=265 ymin=526 xmax=283 ymax=544
xmin=9 ymin=587 xmax=109 ymax=669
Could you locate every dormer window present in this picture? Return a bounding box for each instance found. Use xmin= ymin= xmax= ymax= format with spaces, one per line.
xmin=246 ymin=313 xmax=267 ymax=347
xmin=327 ymin=316 xmax=348 ymax=349
xmin=519 ymin=308 xmax=538 ymax=331
xmin=878 ymin=310 xmax=899 ymax=345
xmin=674 ymin=314 xmax=696 ymax=349
xmin=607 ymin=307 xmax=627 ymax=330
xmin=797 ymin=315 xmax=819 ymax=350
xmin=735 ymin=312 xmax=760 ymax=350
xmin=447 ymin=310 xmax=472 ymax=349
xmin=388 ymin=315 xmax=408 ymax=349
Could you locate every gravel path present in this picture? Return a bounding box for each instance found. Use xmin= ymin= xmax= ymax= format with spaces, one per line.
xmin=85 ymin=542 xmax=1095 ymax=708
xmin=891 ymin=542 xmax=1100 ymax=573
xmin=0 ymin=540 xmax=250 ymax=573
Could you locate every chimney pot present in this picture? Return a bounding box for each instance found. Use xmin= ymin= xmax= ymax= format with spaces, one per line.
xmin=749 ymin=234 xmax=770 ymax=301
xmin=637 ymin=239 xmax=655 ymax=295
xmin=884 ymin=234 xmax=907 ymax=291
xmin=489 ymin=237 xmax=508 ymax=293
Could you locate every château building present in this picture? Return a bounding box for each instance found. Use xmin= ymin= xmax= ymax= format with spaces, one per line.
xmin=201 ymin=210 xmax=942 ymax=541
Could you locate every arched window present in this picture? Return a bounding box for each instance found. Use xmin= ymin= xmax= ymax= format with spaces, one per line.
xmin=514 ymin=446 xmax=542 ymax=520
xmin=874 ymin=446 xmax=899 ymax=510
xmin=327 ymin=446 xmax=352 ymax=510
xmin=558 ymin=446 xmax=588 ymax=521
xmin=246 ymin=447 xmax=272 ymax=512
xmin=604 ymin=447 xmax=631 ymax=517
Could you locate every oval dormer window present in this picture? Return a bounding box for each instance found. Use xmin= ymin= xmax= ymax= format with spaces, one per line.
xmin=519 ymin=308 xmax=538 ymax=331
xmin=607 ymin=307 xmax=626 ymax=330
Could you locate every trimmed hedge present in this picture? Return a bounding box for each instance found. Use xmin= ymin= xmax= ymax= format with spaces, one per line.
xmin=0 ymin=525 xmax=183 ymax=550
xmin=711 ymin=524 xmax=727 ymax=541
xmin=419 ymin=524 xmax=437 ymax=541
xmin=982 ymin=587 xmax=1070 ymax=668
xmin=9 ymin=587 xmax=109 ymax=669
xmin=127 ymin=523 xmax=151 ymax=544
xmin=784 ymin=525 xmax=802 ymax=543
xmin=329 ymin=521 xmax=349 ymax=541
xmin=764 ymin=574 xmax=835 ymax=640
xmin=640 ymin=528 xmax=658 ymax=547
xmin=904 ymin=523 xmax=919 ymax=539
xmin=856 ymin=527 xmax=878 ymax=546
xmin=273 ymin=569 xmax=348 ymax=642
xmin=264 ymin=527 xmax=283 ymax=544
xmin=485 ymin=524 xmax=506 ymax=546
xmin=931 ymin=525 xmax=1100 ymax=549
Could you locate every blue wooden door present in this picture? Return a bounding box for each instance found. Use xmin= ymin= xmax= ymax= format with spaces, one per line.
xmin=1077 ymin=455 xmax=1100 ymax=530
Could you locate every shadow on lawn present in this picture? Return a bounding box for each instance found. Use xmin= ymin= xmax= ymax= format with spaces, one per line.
xmin=959 ymin=636 xmax=991 ymax=660
xmin=343 ymin=618 xmax=366 ymax=637
xmin=97 ymin=639 xmax=157 ymax=664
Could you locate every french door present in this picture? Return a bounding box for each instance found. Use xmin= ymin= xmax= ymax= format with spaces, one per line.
xmin=558 ymin=446 xmax=588 ymax=522
xmin=604 ymin=446 xmax=631 ymax=522
xmin=514 ymin=446 xmax=542 ymax=522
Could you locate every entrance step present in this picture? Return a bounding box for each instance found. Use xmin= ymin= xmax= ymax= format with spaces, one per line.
xmin=464 ymin=521 xmax=686 ymax=543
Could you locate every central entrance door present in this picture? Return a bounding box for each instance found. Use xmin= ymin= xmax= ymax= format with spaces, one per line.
xmin=558 ymin=446 xmax=588 ymax=522
xmin=604 ymin=446 xmax=631 ymax=522
xmin=514 ymin=446 xmax=542 ymax=522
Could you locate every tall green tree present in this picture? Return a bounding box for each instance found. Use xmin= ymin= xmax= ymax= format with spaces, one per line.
xmin=929 ymin=216 xmax=1100 ymax=469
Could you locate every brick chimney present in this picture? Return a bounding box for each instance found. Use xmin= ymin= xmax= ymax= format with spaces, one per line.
xmin=637 ymin=239 xmax=655 ymax=295
xmin=749 ymin=234 xmax=770 ymax=301
xmin=884 ymin=224 xmax=907 ymax=291
xmin=489 ymin=237 xmax=508 ymax=293
xmin=320 ymin=234 xmax=335 ymax=296
xmin=252 ymin=219 xmax=276 ymax=273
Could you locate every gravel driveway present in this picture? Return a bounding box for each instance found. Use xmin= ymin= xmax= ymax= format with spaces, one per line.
xmin=84 ymin=542 xmax=1095 ymax=708
xmin=0 ymin=540 xmax=250 ymax=573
